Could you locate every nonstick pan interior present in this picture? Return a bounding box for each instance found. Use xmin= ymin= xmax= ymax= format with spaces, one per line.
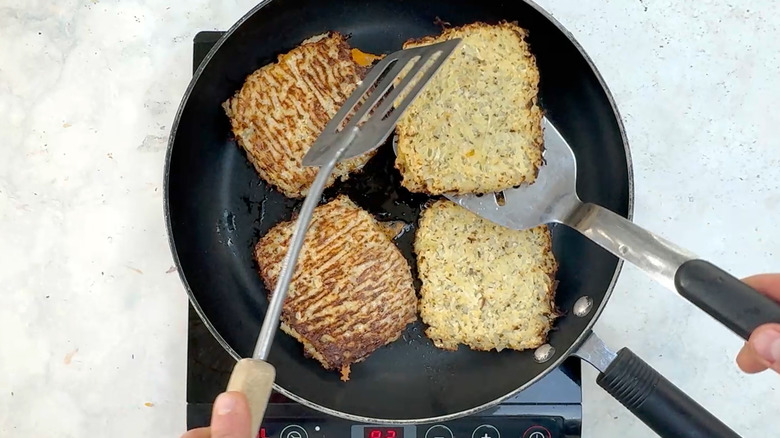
xmin=165 ymin=0 xmax=632 ymax=422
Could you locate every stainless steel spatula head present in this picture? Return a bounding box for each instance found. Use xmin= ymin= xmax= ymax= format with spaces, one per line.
xmin=447 ymin=117 xmax=579 ymax=230
xmin=444 ymin=117 xmax=695 ymax=290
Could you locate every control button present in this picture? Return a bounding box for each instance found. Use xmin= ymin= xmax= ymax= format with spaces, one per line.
xmin=280 ymin=424 xmax=308 ymax=438
xmin=472 ymin=424 xmax=500 ymax=438
xmin=523 ymin=426 xmax=551 ymax=438
xmin=424 ymin=424 xmax=454 ymax=438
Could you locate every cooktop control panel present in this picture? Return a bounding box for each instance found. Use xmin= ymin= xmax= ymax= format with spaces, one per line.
xmin=254 ymin=417 xmax=562 ymax=438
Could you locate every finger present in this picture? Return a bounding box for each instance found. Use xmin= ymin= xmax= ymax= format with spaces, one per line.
xmin=736 ymin=342 xmax=770 ymax=374
xmin=742 ymin=273 xmax=780 ymax=300
xmin=743 ymin=324 xmax=780 ymax=374
xmin=210 ymin=391 xmax=252 ymax=438
xmin=748 ymin=324 xmax=780 ymax=363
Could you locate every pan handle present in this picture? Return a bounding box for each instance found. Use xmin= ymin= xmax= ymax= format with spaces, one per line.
xmin=568 ymin=202 xmax=780 ymax=340
xmin=575 ymin=333 xmax=741 ymax=438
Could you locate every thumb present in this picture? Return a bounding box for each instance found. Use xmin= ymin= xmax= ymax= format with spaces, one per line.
xmin=737 ymin=274 xmax=780 ymax=374
xmin=210 ymin=391 xmax=252 ymax=438
xmin=749 ymin=324 xmax=780 ymax=368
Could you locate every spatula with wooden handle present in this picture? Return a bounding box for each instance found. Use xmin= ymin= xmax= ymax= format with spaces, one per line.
xmin=224 ymin=38 xmax=462 ymax=436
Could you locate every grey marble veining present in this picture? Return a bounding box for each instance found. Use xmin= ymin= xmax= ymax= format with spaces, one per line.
xmin=1 ymin=1 xmax=778 ymax=437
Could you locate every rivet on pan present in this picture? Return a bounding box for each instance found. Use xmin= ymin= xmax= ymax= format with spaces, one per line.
xmin=534 ymin=344 xmax=555 ymax=363
xmin=573 ymin=296 xmax=593 ymax=317
xmin=618 ymin=244 xmax=629 ymax=255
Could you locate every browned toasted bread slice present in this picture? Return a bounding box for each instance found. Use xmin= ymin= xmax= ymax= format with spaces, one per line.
xmin=223 ymin=32 xmax=376 ymax=198
xmin=414 ymin=199 xmax=558 ymax=351
xmin=394 ymin=21 xmax=544 ymax=195
xmin=255 ymin=195 xmax=417 ymax=380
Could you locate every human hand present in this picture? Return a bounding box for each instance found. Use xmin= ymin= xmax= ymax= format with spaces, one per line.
xmin=181 ymin=391 xmax=252 ymax=438
xmin=736 ymin=273 xmax=780 ymax=374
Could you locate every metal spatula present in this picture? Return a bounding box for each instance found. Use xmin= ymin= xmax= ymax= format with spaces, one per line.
xmin=225 ymin=38 xmax=461 ymax=435
xmin=447 ymin=117 xmax=780 ymax=342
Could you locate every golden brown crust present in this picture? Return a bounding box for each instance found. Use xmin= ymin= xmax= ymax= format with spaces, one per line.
xmin=394 ymin=21 xmax=544 ymax=195
xmin=223 ymin=32 xmax=375 ymax=198
xmin=414 ymin=199 xmax=558 ymax=352
xmin=255 ymin=195 xmax=417 ymax=380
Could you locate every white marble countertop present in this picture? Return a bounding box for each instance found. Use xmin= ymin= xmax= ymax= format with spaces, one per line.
xmin=1 ymin=1 xmax=779 ymax=437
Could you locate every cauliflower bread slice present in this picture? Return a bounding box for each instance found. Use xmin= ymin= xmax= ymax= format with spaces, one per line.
xmin=223 ymin=32 xmax=375 ymax=198
xmin=255 ymin=195 xmax=417 ymax=380
xmin=414 ymin=199 xmax=558 ymax=351
xmin=395 ymin=21 xmax=544 ymax=195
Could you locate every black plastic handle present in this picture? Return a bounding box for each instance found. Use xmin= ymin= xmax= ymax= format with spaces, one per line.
xmin=674 ymin=259 xmax=780 ymax=340
xmin=596 ymin=348 xmax=740 ymax=438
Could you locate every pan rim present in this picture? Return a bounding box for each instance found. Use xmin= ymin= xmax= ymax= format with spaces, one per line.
xmin=163 ymin=0 xmax=635 ymax=424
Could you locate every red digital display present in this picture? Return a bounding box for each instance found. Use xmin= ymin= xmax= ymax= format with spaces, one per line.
xmin=364 ymin=427 xmax=403 ymax=438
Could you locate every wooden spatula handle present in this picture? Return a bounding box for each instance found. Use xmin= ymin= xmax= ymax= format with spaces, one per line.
xmin=226 ymin=358 xmax=276 ymax=436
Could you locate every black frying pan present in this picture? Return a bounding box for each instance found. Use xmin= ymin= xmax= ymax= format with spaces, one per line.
xmin=164 ymin=1 xmax=768 ymax=436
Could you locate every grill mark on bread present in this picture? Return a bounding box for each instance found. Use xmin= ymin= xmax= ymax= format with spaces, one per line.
xmin=223 ymin=32 xmax=375 ymax=198
xmin=303 ymin=267 xmax=400 ymax=328
xmin=255 ymin=195 xmax=417 ymax=380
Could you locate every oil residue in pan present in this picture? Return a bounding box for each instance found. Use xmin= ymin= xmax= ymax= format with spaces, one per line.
xmin=243 ymin=165 xmax=300 ymax=252
xmin=215 ymin=209 xmax=238 ymax=249
xmin=324 ymin=143 xmax=429 ymax=220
